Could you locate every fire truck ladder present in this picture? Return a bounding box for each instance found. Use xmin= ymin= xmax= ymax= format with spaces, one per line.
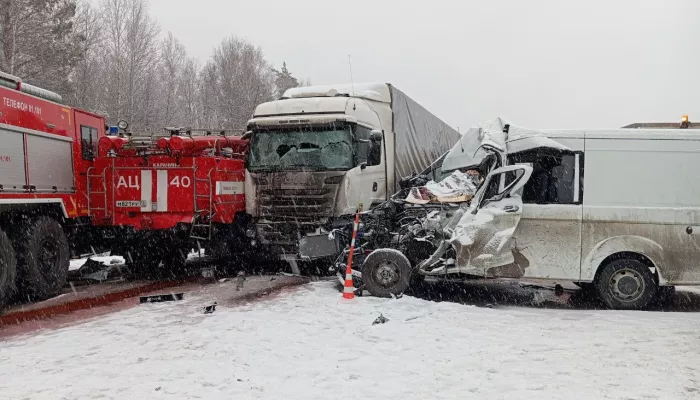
xmin=86 ymin=167 xmax=109 ymax=218
xmin=190 ymin=168 xmax=215 ymax=241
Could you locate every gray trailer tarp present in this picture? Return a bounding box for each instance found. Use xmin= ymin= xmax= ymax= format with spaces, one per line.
xmin=389 ymin=85 xmax=460 ymax=191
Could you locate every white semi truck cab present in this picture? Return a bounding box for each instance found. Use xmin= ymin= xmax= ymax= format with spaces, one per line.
xmin=245 ymin=83 xmax=459 ymax=261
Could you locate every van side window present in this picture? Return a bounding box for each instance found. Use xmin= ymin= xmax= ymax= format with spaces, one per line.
xmin=508 ymin=151 xmax=581 ymax=204
xmin=81 ymin=125 xmax=98 ymax=160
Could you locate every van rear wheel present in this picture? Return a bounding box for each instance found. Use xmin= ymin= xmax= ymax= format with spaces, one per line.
xmin=595 ymin=258 xmax=657 ymax=310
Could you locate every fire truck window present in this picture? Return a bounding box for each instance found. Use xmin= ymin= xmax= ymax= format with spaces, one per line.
xmin=81 ymin=125 xmax=98 ymax=160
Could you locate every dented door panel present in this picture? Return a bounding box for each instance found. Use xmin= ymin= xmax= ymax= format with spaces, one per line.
xmin=450 ymin=165 xmax=533 ymax=277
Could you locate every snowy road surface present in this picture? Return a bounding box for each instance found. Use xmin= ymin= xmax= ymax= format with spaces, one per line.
xmin=1 ymin=282 xmax=699 ymax=399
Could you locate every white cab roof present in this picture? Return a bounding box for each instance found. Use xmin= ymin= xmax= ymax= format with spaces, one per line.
xmin=282 ymin=83 xmax=391 ymax=103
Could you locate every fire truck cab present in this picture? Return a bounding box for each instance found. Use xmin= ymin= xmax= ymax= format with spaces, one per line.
xmin=0 ymin=71 xmax=108 ymax=307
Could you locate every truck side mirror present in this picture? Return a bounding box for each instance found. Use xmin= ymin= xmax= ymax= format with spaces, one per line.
xmin=370 ymin=130 xmax=383 ymax=142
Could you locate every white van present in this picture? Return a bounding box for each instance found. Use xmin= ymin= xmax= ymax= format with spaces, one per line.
xmin=361 ymin=118 xmax=700 ymax=309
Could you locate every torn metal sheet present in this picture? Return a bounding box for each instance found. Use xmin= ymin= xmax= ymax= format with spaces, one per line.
xmin=441 ymin=117 xmax=571 ymax=173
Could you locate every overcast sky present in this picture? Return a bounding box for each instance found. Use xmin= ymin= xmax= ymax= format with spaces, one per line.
xmin=146 ymin=0 xmax=698 ymax=130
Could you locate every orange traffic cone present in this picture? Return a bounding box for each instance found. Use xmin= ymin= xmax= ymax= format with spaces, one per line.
xmin=342 ymin=205 xmax=363 ymax=300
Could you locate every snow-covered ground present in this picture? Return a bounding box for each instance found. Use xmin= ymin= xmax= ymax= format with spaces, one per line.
xmin=1 ymin=281 xmax=699 ymax=399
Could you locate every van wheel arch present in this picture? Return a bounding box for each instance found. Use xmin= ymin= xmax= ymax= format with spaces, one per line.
xmin=593 ymin=251 xmax=658 ymax=283
xmin=584 ymin=235 xmax=666 ymax=284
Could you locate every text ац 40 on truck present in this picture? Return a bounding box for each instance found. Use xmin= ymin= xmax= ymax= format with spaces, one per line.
xmin=91 ymin=128 xmax=250 ymax=279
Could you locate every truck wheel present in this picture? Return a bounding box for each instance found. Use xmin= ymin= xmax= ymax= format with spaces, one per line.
xmin=0 ymin=229 xmax=18 ymax=309
xmin=13 ymin=217 xmax=70 ymax=301
xmin=595 ymin=258 xmax=657 ymax=310
xmin=361 ymin=249 xmax=412 ymax=298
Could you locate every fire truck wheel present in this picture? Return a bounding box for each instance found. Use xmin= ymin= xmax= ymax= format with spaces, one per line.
xmin=0 ymin=229 xmax=18 ymax=309
xmin=13 ymin=217 xmax=70 ymax=301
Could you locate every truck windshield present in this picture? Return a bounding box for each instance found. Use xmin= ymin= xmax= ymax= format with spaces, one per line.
xmin=248 ymin=124 xmax=354 ymax=171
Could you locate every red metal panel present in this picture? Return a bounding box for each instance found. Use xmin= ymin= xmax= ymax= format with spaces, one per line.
xmin=0 ymin=85 xmax=73 ymax=137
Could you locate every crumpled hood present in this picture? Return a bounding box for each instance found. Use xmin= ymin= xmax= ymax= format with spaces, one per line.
xmin=441 ymin=117 xmax=570 ymax=172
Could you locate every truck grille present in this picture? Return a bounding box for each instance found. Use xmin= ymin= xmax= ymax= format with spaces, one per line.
xmin=259 ymin=188 xmax=334 ymax=218
xmin=256 ymin=186 xmax=340 ymax=250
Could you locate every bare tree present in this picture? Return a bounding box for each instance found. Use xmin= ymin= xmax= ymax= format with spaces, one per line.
xmin=99 ymin=0 xmax=159 ymax=130
xmin=0 ymin=0 xmax=83 ymax=93
xmin=68 ymin=1 xmax=104 ymax=110
xmin=179 ymin=57 xmax=200 ymax=127
xmin=298 ymin=78 xmax=312 ymax=87
xmin=202 ymin=36 xmax=275 ymax=131
xmin=157 ymin=32 xmax=186 ymax=127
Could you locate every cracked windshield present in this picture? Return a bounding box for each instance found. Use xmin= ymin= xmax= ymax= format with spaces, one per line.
xmin=248 ymin=125 xmax=354 ymax=171
xmin=0 ymin=0 xmax=697 ymax=399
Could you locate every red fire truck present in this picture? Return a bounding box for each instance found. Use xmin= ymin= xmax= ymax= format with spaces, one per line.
xmin=0 ymin=71 xmax=249 ymax=309
xmin=92 ymin=129 xmax=249 ymax=278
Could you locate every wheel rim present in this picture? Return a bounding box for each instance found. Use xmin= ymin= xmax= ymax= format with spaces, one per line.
xmin=374 ymin=260 xmax=400 ymax=288
xmin=608 ymin=268 xmax=645 ymax=302
xmin=39 ymin=238 xmax=60 ymax=276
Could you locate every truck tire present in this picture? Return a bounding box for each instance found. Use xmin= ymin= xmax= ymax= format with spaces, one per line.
xmin=13 ymin=217 xmax=70 ymax=301
xmin=0 ymin=229 xmax=17 ymax=309
xmin=595 ymin=258 xmax=657 ymax=310
xmin=361 ymin=249 xmax=412 ymax=298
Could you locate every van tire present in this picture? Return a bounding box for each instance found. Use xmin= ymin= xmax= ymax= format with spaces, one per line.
xmin=0 ymin=229 xmax=18 ymax=309
xmin=361 ymin=249 xmax=412 ymax=298
xmin=595 ymin=258 xmax=657 ymax=310
xmin=13 ymin=217 xmax=70 ymax=301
